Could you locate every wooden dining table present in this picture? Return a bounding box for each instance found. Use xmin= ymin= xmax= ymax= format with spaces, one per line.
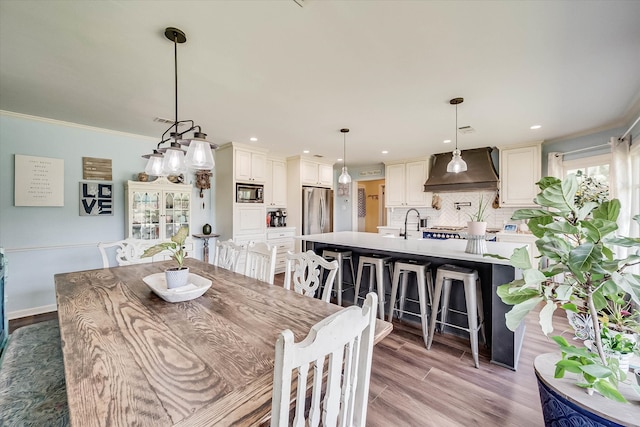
xmin=54 ymin=258 xmax=393 ymax=426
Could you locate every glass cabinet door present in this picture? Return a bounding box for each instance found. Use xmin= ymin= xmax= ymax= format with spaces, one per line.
xmin=132 ymin=191 xmax=161 ymax=240
xmin=164 ymin=191 xmax=190 ymax=238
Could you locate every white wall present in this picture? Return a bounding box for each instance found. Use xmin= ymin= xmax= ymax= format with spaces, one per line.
xmin=0 ymin=112 xmax=214 ymax=317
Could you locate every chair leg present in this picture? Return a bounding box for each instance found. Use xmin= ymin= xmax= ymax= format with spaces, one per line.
xmin=440 ymin=279 xmax=452 ymax=334
xmin=399 ymin=271 xmax=409 ymax=321
xmin=335 ymin=255 xmax=343 ymax=306
xmin=375 ymin=264 xmax=385 ymax=319
xmin=464 ymin=277 xmax=480 ymax=369
xmin=354 ymin=260 xmax=365 ymax=306
xmin=388 ymin=266 xmax=401 ymax=322
xmin=476 ymin=278 xmax=486 ymax=346
xmin=416 ymin=272 xmax=429 ymax=348
xmin=427 ymin=271 xmax=444 ymax=350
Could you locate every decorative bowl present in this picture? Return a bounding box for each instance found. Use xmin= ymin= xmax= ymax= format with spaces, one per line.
xmin=142 ymin=272 xmax=211 ymax=303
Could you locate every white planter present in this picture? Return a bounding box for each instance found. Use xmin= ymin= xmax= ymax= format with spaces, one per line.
xmin=467 ymin=221 xmax=487 ymax=236
xmin=165 ymin=267 xmax=190 ymax=289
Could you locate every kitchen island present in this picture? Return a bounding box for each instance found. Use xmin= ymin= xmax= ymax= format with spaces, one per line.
xmin=299 ymin=231 xmax=528 ymax=370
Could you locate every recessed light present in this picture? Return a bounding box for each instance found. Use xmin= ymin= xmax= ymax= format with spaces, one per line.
xmin=303 ymin=150 xmax=310 ymax=154
xmin=530 ymin=125 xmax=541 ymax=130
xmin=443 ymin=139 xmax=451 ymax=144
xmin=381 ymin=150 xmax=388 ymax=154
xmin=250 ymin=137 xmax=258 ymax=142
xmin=337 ymin=158 xmax=343 ymax=162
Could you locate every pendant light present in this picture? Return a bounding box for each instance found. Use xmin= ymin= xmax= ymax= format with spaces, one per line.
xmin=143 ymin=27 xmax=217 ymax=176
xmin=446 ymin=97 xmax=467 ymax=173
xmin=338 ymin=128 xmax=352 ymax=184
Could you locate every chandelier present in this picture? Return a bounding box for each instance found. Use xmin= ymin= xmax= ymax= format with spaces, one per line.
xmin=143 ymin=27 xmax=218 ymax=176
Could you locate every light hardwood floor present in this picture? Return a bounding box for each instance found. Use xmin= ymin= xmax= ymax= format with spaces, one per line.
xmin=10 ymin=273 xmax=562 ymax=426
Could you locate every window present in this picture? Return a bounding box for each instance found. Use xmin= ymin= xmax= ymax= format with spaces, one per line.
xmin=563 ymin=154 xmax=611 ymax=200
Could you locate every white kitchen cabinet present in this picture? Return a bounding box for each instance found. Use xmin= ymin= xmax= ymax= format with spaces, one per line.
xmin=265 ymin=159 xmax=287 ymax=207
xmin=499 ymin=143 xmax=541 ymax=207
xmin=266 ymin=227 xmax=296 ymax=273
xmin=301 ymin=160 xmax=333 ymax=187
xmin=125 ymin=177 xmax=193 ymax=241
xmin=384 ymin=159 xmax=429 ymax=207
xmin=235 ymin=148 xmax=266 ymax=183
xmin=235 ymin=206 xmax=266 ymax=235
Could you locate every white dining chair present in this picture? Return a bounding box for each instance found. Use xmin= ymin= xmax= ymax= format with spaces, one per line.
xmin=98 ymin=239 xmax=159 ymax=268
xmin=244 ymin=241 xmax=277 ymax=285
xmin=284 ymin=250 xmax=339 ymax=303
xmin=271 ymin=292 xmax=378 ymax=427
xmin=213 ymin=239 xmax=245 ymax=272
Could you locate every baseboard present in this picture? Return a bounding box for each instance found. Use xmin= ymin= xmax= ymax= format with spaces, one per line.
xmin=8 ymin=304 xmax=57 ymax=320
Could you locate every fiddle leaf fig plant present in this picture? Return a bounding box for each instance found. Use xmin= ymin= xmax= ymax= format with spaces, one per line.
xmin=486 ymin=175 xmax=640 ymax=402
xmin=142 ymin=226 xmax=189 ymax=270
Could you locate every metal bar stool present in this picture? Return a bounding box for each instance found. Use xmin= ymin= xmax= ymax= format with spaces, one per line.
xmin=388 ymin=260 xmax=433 ymax=348
xmin=321 ymin=248 xmax=356 ymax=306
xmin=354 ymin=254 xmax=393 ymax=319
xmin=427 ymin=264 xmax=486 ymax=368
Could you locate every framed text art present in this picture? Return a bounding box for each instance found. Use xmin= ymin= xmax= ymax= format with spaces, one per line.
xmin=15 ymin=154 xmax=65 ymax=207
xmin=80 ymin=182 xmax=113 ymax=216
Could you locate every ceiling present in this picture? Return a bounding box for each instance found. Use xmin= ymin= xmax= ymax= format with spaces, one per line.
xmin=1 ymin=1 xmax=640 ymax=166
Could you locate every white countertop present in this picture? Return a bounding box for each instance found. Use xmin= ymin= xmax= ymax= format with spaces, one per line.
xmin=298 ymin=231 xmax=525 ymax=265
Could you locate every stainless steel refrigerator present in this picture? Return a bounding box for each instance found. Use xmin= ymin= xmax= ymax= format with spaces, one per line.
xmin=302 ymin=187 xmax=333 ymax=235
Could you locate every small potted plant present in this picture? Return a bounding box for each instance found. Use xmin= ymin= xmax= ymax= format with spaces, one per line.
xmin=486 ymin=174 xmax=640 ymax=404
xmin=467 ymin=194 xmax=490 ymax=235
xmin=142 ymin=225 xmax=190 ymax=289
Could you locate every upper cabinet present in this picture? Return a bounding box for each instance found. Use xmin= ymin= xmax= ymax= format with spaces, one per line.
xmin=235 ymin=148 xmax=266 ymax=183
xmin=384 ymin=159 xmax=429 ymax=207
xmin=265 ymin=158 xmax=287 ymax=207
xmin=499 ymin=142 xmax=542 ymax=207
xmin=301 ymin=160 xmax=333 ymax=187
xmin=125 ymin=177 xmax=192 ymax=240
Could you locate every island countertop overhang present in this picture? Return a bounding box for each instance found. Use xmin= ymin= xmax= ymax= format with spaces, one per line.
xmin=296 ymin=231 xmax=525 ymax=266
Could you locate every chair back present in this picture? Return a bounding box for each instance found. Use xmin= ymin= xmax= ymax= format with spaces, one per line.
xmin=284 ymin=250 xmax=339 ymax=302
xmin=244 ymin=242 xmax=277 ymax=285
xmin=98 ymin=239 xmax=166 ymax=268
xmin=213 ymin=239 xmax=245 ymax=272
xmin=271 ymin=292 xmax=378 ymax=427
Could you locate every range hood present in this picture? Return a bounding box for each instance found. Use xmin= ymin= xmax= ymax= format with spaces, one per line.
xmin=423 ymin=147 xmax=499 ymax=192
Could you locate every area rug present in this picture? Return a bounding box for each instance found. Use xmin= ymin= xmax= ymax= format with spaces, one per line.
xmin=0 ymin=320 xmax=69 ymax=426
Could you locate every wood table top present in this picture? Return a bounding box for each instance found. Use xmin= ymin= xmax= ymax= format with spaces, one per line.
xmin=54 ymin=258 xmax=392 ymax=426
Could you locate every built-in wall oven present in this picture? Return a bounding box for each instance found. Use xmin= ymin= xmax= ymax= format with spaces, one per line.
xmin=236 ymin=183 xmax=264 ymax=203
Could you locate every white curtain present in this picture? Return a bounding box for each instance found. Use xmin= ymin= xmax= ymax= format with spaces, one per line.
xmin=610 ymin=136 xmax=632 ymax=260
xmin=547 ymin=152 xmax=563 ymax=178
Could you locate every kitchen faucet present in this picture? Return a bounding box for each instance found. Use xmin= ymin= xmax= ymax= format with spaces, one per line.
xmin=400 ymin=208 xmax=421 ymax=240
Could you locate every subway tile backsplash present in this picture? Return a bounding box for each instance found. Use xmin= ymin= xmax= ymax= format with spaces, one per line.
xmin=387 ymin=191 xmax=520 ymax=230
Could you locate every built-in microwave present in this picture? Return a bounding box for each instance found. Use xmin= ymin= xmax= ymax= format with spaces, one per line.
xmin=236 ymin=183 xmax=264 ymax=203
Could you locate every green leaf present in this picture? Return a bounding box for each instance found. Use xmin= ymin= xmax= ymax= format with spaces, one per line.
xmin=172 ymin=226 xmax=189 ymax=245
xmin=551 ymin=335 xmax=570 ymax=347
xmin=593 ymin=380 xmax=627 ymax=403
xmin=497 ymin=283 xmax=540 ymax=305
xmin=592 ymin=199 xmax=620 ymax=222
xmin=605 ymin=236 xmax=640 ymax=247
xmin=483 ymin=253 xmax=509 ymax=260
xmin=575 ymin=202 xmax=599 ymax=221
xmin=555 ymin=359 xmax=583 ymax=374
xmin=536 ymin=235 xmax=571 ymax=261
xmin=523 ymin=268 xmax=546 ymax=286
xmin=611 ymin=272 xmax=640 ymax=306
xmin=510 ymin=247 xmax=532 ymax=270
xmin=567 ymin=243 xmax=600 ymax=274
xmin=511 ymin=209 xmax=557 ymax=220
xmin=580 ymin=363 xmax=613 ymax=379
xmin=544 ymin=221 xmax=579 ymax=235
xmin=537 ymin=177 xmax=562 ymax=190
xmin=141 ymin=242 xmax=175 ymax=258
xmin=527 ymin=215 xmax=554 ymax=238
xmin=555 ymin=284 xmax=573 ymax=301
xmin=534 ymin=176 xmax=577 ymax=213
xmin=539 ymin=301 xmax=556 ymax=335
xmin=505 ymin=297 xmax=543 ymax=331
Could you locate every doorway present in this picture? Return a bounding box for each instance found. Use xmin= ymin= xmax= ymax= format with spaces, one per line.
xmin=354 ymin=179 xmax=386 ymax=232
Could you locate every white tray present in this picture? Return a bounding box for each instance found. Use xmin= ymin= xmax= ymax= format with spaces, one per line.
xmin=142 ymin=272 xmax=212 ymax=303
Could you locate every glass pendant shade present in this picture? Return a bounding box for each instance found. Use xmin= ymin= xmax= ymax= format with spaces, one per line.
xmin=446 ymin=149 xmax=468 ymax=173
xmin=162 ymin=145 xmax=186 ymax=175
xmin=338 ymin=166 xmax=352 ymax=184
xmin=144 ymin=152 xmax=165 ymax=176
xmin=184 ymin=133 xmax=216 ymax=170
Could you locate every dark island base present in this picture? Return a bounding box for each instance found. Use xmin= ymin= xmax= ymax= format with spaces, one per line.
xmin=307 ymin=241 xmax=525 ymax=370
